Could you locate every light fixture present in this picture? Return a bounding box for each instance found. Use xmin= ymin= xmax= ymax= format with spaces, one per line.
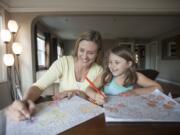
xmin=1 ymin=29 xmax=11 ymax=43
xmin=1 ymin=20 xmax=22 ymax=100
xmin=8 ymin=20 xmax=19 ymax=33
xmin=12 ymin=42 xmax=22 ymax=55
xmin=3 ymin=54 xmax=14 ymax=66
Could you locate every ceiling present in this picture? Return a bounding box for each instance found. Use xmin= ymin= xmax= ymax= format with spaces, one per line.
xmin=39 ymin=15 xmax=180 ymax=40
xmin=1 ymin=0 xmax=180 ymax=40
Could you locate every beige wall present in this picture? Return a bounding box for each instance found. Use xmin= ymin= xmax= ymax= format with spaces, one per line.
xmin=156 ymin=28 xmax=180 ymax=84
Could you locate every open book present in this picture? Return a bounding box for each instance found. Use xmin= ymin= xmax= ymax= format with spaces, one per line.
xmin=104 ymin=89 xmax=180 ymax=122
xmin=6 ymin=96 xmax=104 ymax=135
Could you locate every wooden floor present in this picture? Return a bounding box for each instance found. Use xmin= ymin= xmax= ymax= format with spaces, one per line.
xmin=158 ymin=81 xmax=180 ymax=98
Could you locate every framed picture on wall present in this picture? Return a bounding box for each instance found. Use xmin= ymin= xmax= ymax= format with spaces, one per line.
xmin=161 ymin=35 xmax=180 ymax=60
xmin=118 ymin=42 xmax=134 ymax=50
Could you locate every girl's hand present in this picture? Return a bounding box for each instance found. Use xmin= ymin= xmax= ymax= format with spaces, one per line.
xmin=5 ymin=100 xmax=35 ymax=121
xmin=93 ymin=93 xmax=106 ymax=105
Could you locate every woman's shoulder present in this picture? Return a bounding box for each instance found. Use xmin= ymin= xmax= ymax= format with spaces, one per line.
xmin=55 ymin=55 xmax=73 ymax=63
xmin=91 ymin=62 xmax=103 ymax=69
xmin=90 ymin=63 xmax=103 ymax=72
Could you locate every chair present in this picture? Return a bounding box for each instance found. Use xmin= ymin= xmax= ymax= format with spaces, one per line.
xmin=137 ymin=69 xmax=159 ymax=80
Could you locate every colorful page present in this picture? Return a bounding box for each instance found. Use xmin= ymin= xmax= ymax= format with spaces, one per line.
xmin=6 ymin=96 xmax=103 ymax=135
xmin=104 ymin=89 xmax=180 ymax=122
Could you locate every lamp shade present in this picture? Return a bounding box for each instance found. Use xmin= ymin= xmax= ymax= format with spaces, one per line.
xmin=8 ymin=20 xmax=18 ymax=33
xmin=3 ymin=54 xmax=14 ymax=66
xmin=1 ymin=29 xmax=11 ymax=42
xmin=12 ymin=42 xmax=22 ymax=55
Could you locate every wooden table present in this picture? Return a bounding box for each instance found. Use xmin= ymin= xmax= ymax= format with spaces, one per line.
xmin=60 ymin=114 xmax=180 ymax=135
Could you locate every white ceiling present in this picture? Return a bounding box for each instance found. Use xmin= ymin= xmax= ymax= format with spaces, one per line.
xmin=39 ymin=15 xmax=180 ymax=40
xmin=1 ymin=0 xmax=180 ymax=39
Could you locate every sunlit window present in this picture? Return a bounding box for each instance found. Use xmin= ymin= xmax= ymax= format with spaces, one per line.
xmin=37 ymin=36 xmax=45 ymax=67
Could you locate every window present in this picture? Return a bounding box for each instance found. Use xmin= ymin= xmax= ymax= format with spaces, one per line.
xmin=37 ymin=36 xmax=46 ymax=67
xmin=35 ymin=30 xmax=51 ymax=71
xmin=0 ymin=14 xmax=6 ymax=82
xmin=57 ymin=42 xmax=64 ymax=59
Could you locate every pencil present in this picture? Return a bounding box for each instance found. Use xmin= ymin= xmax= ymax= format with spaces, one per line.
xmin=22 ymin=100 xmax=32 ymax=120
xmin=85 ymin=77 xmax=106 ymax=98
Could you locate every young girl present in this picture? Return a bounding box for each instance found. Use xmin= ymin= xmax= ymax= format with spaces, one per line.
xmin=102 ymin=46 xmax=162 ymax=96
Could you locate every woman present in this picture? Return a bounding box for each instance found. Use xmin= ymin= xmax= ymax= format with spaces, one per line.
xmin=6 ymin=30 xmax=106 ymax=121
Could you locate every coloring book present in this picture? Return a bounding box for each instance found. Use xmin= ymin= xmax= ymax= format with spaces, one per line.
xmin=6 ymin=96 xmax=103 ymax=135
xmin=104 ymin=89 xmax=180 ymax=122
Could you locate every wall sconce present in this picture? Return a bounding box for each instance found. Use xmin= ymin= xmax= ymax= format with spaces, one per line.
xmin=0 ymin=20 xmax=22 ymax=100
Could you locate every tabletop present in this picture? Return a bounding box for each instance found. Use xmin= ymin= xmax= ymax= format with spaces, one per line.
xmin=2 ymin=95 xmax=180 ymax=135
xmin=60 ymin=114 xmax=180 ymax=135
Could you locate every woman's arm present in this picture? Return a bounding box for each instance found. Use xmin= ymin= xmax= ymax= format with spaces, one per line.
xmin=132 ymin=72 xmax=162 ymax=95
xmin=23 ymin=86 xmax=43 ymax=101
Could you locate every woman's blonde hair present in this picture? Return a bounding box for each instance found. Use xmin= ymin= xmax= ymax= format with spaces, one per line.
xmin=102 ymin=46 xmax=137 ymax=86
xmin=73 ymin=30 xmax=103 ymax=65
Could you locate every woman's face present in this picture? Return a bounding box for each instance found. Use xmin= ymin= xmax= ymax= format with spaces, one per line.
xmin=108 ymin=52 xmax=132 ymax=77
xmin=77 ymin=40 xmax=98 ymax=66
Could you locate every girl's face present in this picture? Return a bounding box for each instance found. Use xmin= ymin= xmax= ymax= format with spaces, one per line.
xmin=77 ymin=40 xmax=98 ymax=66
xmin=108 ymin=52 xmax=132 ymax=77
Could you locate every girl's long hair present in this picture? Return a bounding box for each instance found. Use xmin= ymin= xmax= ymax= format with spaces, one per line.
xmin=102 ymin=46 xmax=137 ymax=87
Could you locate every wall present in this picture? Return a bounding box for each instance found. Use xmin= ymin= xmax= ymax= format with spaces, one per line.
xmin=7 ymin=1 xmax=180 ymax=93
xmin=0 ymin=82 xmax=12 ymax=109
xmin=63 ymin=39 xmax=75 ymax=55
xmin=10 ymin=13 xmax=38 ymax=93
xmin=155 ymin=28 xmax=180 ymax=84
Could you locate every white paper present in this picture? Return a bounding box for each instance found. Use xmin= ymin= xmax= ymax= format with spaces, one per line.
xmin=6 ymin=96 xmax=103 ymax=135
xmin=104 ymin=89 xmax=180 ymax=122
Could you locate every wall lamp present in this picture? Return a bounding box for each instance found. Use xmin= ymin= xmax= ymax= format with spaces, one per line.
xmin=0 ymin=20 xmax=22 ymax=100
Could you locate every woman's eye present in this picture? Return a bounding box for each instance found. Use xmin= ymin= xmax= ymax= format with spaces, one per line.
xmin=88 ymin=52 xmax=96 ymax=55
xmin=79 ymin=49 xmax=84 ymax=52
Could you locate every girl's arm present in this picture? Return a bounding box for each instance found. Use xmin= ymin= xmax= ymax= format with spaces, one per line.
xmin=132 ymin=72 xmax=162 ymax=95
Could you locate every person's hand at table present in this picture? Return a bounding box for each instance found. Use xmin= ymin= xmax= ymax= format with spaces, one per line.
xmin=52 ymin=90 xmax=89 ymax=101
xmin=90 ymin=93 xmax=106 ymax=105
xmin=5 ymin=100 xmax=35 ymax=121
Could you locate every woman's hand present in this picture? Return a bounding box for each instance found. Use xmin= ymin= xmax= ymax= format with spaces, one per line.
xmin=53 ymin=91 xmax=76 ymax=100
xmin=5 ymin=100 xmax=35 ymax=121
xmin=52 ymin=90 xmax=89 ymax=101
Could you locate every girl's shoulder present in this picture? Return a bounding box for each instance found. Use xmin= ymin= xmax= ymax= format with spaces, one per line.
xmin=136 ymin=72 xmax=146 ymax=78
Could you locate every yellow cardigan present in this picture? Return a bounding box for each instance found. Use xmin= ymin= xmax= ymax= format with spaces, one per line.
xmin=33 ymin=56 xmax=103 ymax=92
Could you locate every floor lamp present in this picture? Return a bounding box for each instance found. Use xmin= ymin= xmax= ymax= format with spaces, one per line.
xmin=1 ymin=20 xmax=23 ymax=100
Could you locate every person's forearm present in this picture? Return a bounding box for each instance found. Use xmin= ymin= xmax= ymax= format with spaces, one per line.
xmin=23 ymin=86 xmax=43 ymax=102
xmin=133 ymin=84 xmax=162 ymax=95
